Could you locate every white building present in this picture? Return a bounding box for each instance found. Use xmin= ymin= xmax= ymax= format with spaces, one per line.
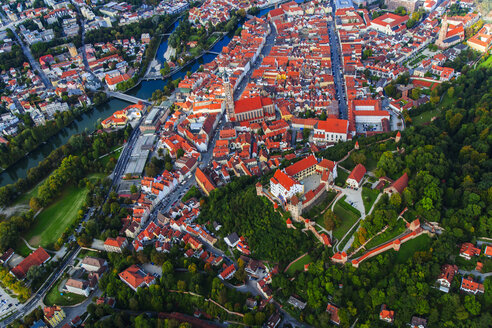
xmin=270 ymin=169 xmax=304 ymax=201
xmin=313 ymin=119 xmax=349 ymax=144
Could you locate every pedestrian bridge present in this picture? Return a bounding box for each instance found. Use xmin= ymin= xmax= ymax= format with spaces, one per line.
xmin=105 ymin=91 xmax=150 ymax=104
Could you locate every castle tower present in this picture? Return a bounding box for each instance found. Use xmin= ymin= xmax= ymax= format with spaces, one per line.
xmin=354 ymin=141 xmax=359 ymax=150
xmin=256 ymin=182 xmax=263 ymax=196
xmin=287 ymin=195 xmax=302 ymax=222
xmin=395 ymin=131 xmax=401 ymax=143
xmin=223 ymin=74 xmax=235 ymax=121
xmin=436 ymin=15 xmax=448 ymax=49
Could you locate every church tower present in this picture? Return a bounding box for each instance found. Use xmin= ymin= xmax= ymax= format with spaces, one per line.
xmin=436 ymin=15 xmax=448 ymax=49
xmin=223 ymin=74 xmax=235 ymax=121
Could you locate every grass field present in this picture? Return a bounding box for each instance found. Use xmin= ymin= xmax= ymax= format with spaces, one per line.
xmin=332 ymin=197 xmax=360 ymax=241
xmin=286 ymin=254 xmax=312 ymax=275
xmin=13 ymin=178 xmax=47 ymax=206
xmin=44 ymin=280 xmax=87 ymax=306
xmin=25 ymin=185 xmax=89 ymax=248
xmin=362 ymin=187 xmax=379 ymax=213
xmin=23 ymin=173 xmax=103 ymax=249
xmin=395 ymin=234 xmax=432 ymax=264
xmin=97 ymin=146 xmax=122 ymax=168
xmin=479 ymin=54 xmax=492 ymax=68
xmin=411 ymin=108 xmax=441 ymax=126
xmin=364 ymin=220 xmax=407 ymax=250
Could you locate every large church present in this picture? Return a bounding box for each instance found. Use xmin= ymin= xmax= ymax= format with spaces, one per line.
xmin=223 ymin=75 xmax=275 ymax=123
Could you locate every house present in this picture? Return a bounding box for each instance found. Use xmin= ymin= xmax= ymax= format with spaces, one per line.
xmin=65 ymin=278 xmax=90 ymax=297
xmin=44 ymin=306 xmax=65 ymax=327
xmin=410 ymin=316 xmax=428 ymax=328
xmin=459 ymin=243 xmax=481 ymax=260
xmin=119 ymin=265 xmax=156 ymax=291
xmin=270 ymin=169 xmax=304 ymax=201
xmin=484 ymin=245 xmax=492 ymax=258
xmin=224 ymin=232 xmax=240 ymax=247
xmin=195 ymin=167 xmax=216 ymax=196
xmin=11 ymin=247 xmax=50 ymax=280
xmin=326 ymin=303 xmax=340 ymax=325
xmin=379 ymin=304 xmax=395 ymax=323
xmin=285 ymin=155 xmax=318 ymax=180
xmin=0 ymin=248 xmax=14 ymax=264
xmin=467 ymin=24 xmax=492 ymax=53
xmin=436 ymin=264 xmax=458 ymax=293
xmin=218 ymin=263 xmax=236 ymax=280
xmin=31 ymin=320 xmax=48 ymax=328
xmin=287 ymin=296 xmax=307 ymax=310
xmin=232 ymin=96 xmax=275 ymax=123
xmin=346 ymin=164 xmax=366 ymax=189
xmin=370 ymin=13 xmax=409 ymax=35
xmin=384 ymin=173 xmax=408 ymax=195
xmin=265 ymin=311 xmax=282 ymax=328
xmin=313 ymin=119 xmax=349 ymax=144
xmin=104 ymin=236 xmax=128 ymax=253
xmin=460 ymin=276 xmax=484 ymax=295
xmin=81 ymin=256 xmax=107 ymax=272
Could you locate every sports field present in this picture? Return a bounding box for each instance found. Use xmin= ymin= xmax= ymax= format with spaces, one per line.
xmin=24 ymin=173 xmax=103 ymax=249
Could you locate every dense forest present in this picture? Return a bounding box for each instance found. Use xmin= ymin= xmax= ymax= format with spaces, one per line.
xmin=198 ymin=176 xmax=313 ymax=263
xmin=270 ymin=65 xmax=492 ymax=327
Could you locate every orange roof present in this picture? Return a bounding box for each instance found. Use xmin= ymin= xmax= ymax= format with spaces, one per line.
xmin=347 ymin=164 xmax=366 ymax=183
xmin=271 ymin=169 xmax=299 ymax=190
xmin=195 ymin=168 xmax=215 ymax=194
xmin=316 ymin=119 xmax=349 ymax=134
xmin=11 ymin=247 xmax=50 ymax=279
xmin=285 ymin=155 xmax=317 ymax=177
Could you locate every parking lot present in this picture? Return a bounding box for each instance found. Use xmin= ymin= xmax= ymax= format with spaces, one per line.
xmin=0 ymin=285 xmax=20 ymax=319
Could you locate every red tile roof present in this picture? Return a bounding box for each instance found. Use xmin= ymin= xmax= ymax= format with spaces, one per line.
xmin=11 ymin=247 xmax=50 ymax=279
xmin=347 ymin=164 xmax=366 ymax=184
xmin=271 ymin=169 xmax=299 ymax=191
xmin=119 ymin=265 xmax=155 ymax=290
xmin=316 ymin=119 xmax=349 ymax=134
xmin=387 ymin=172 xmax=408 ymax=193
xmin=285 ymin=155 xmax=317 ymax=177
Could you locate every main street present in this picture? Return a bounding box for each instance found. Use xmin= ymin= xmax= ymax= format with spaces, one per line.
xmin=328 ymin=0 xmax=348 ymax=120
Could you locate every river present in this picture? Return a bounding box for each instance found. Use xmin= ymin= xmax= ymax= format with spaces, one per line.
xmin=0 ymin=5 xmax=283 ymax=187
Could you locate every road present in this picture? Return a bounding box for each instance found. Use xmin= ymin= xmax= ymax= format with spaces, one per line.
xmin=234 ymin=22 xmax=277 ymax=100
xmin=327 ymin=17 xmax=348 ymax=119
xmin=73 ymin=4 xmax=101 ymax=86
xmin=6 ymin=26 xmax=52 ymax=89
xmin=1 ymin=247 xmax=81 ymax=326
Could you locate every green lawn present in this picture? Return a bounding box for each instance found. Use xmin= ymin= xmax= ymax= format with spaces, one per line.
xmin=97 ymin=147 xmax=122 ymax=168
xmin=332 ymin=196 xmax=360 ymax=241
xmin=479 ymin=54 xmax=492 ymax=68
xmin=364 ymin=219 xmax=407 ymax=250
xmin=304 ymin=190 xmax=337 ymax=223
xmin=13 ymin=178 xmax=47 ymax=206
xmin=24 ymin=185 xmax=89 ymax=248
xmin=335 ymin=170 xmax=349 ymax=187
xmin=395 ymin=234 xmax=432 ymax=264
xmin=286 ymin=254 xmax=312 ymax=276
xmin=411 ymin=108 xmax=441 ymax=126
xmin=362 ymin=187 xmax=379 ymax=213
xmin=337 ymin=222 xmax=359 ymax=251
xmin=44 ymin=280 xmax=87 ymax=306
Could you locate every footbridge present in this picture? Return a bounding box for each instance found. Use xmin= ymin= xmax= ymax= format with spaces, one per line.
xmin=105 ymin=91 xmax=150 ymax=104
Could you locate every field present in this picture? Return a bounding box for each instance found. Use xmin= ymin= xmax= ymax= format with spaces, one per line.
xmin=362 ymin=187 xmax=380 ymax=213
xmin=364 ymin=219 xmax=407 ymax=250
xmin=22 ymin=173 xmax=103 ymax=249
xmin=44 ymin=280 xmax=87 ymax=306
xmin=285 ymin=254 xmax=312 ymax=276
xmin=395 ymin=234 xmax=432 ymax=264
xmin=332 ymin=196 xmax=360 ymax=241
xmin=479 ymin=54 xmax=492 ymax=68
xmin=411 ymin=108 xmax=441 ymax=126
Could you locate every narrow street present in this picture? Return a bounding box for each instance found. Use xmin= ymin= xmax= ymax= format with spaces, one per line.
xmin=8 ymin=27 xmax=52 ymax=89
xmin=234 ymin=22 xmax=277 ymax=100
